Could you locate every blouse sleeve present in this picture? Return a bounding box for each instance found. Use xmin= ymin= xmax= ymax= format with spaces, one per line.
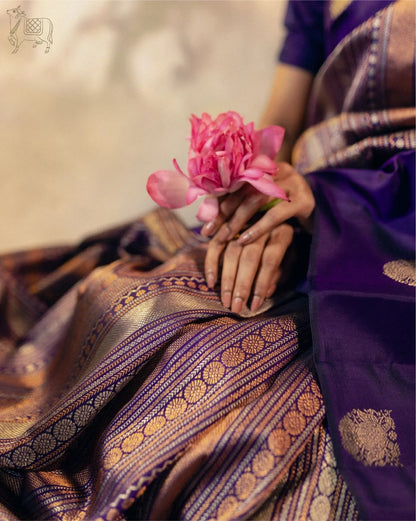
xmin=278 ymin=0 xmax=326 ymax=75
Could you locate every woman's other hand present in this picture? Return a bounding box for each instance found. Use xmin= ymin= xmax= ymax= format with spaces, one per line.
xmin=204 ymin=163 xmax=315 ymax=313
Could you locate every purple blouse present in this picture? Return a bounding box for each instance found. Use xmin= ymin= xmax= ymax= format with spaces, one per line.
xmin=279 ymin=0 xmax=395 ymax=74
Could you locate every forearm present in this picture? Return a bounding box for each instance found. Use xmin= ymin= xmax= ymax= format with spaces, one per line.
xmin=259 ymin=64 xmax=314 ymax=163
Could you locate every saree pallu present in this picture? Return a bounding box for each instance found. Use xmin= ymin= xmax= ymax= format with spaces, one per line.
xmin=0 ymin=3 xmax=414 ymax=521
xmin=293 ymin=1 xmax=415 ymax=520
xmin=0 ymin=210 xmax=358 ymax=521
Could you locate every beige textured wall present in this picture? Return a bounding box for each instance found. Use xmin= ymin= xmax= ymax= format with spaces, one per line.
xmin=1 ymin=0 xmax=287 ymax=253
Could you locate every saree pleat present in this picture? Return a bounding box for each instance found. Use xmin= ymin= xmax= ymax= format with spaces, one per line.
xmin=0 ymin=208 xmax=358 ymax=520
xmin=0 ymin=2 xmax=413 ymax=520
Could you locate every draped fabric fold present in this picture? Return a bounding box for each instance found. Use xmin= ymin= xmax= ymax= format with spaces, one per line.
xmin=0 ymin=209 xmax=358 ymax=520
xmin=0 ymin=2 xmax=413 ymax=520
xmin=294 ymin=2 xmax=415 ymax=519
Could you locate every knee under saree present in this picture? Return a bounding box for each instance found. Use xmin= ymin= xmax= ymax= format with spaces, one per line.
xmin=0 ymin=2 xmax=414 ymax=520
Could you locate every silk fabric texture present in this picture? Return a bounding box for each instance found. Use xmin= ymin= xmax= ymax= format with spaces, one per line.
xmin=0 ymin=2 xmax=414 ymax=520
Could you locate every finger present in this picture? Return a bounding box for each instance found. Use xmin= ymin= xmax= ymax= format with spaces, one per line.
xmin=251 ymin=225 xmax=294 ymax=312
xmin=200 ymin=191 xmax=243 ymax=237
xmin=236 ymin=200 xmax=295 ymax=245
xmin=228 ymin=235 xmax=268 ymax=314
xmin=204 ymin=236 xmax=227 ymax=289
xmin=222 ymin=191 xmax=270 ymax=241
xmin=237 ymin=189 xmax=313 ymax=245
xmin=237 ymin=169 xmax=315 ymax=245
xmin=220 ymin=240 xmax=243 ymax=309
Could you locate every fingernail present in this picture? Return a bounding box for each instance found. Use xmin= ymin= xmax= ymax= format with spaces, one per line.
xmin=251 ymin=295 xmax=263 ymax=312
xmin=222 ymin=291 xmax=232 ymax=308
xmin=217 ymin=225 xmax=232 ymax=243
xmin=206 ymin=272 xmax=215 ymax=289
xmin=237 ymin=231 xmax=251 ymax=244
xmin=202 ymin=221 xmax=215 ymax=236
xmin=232 ymin=296 xmax=244 ymax=314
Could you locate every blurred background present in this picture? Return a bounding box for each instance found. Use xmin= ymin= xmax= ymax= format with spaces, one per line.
xmin=0 ymin=0 xmax=287 ymax=253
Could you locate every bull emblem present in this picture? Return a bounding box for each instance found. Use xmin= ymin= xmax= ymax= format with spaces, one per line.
xmin=7 ymin=6 xmax=53 ymax=53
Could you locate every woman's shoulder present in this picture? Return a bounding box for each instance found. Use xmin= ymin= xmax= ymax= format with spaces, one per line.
xmin=279 ymin=0 xmax=396 ymax=74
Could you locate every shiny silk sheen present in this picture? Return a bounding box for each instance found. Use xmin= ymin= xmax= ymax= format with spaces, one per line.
xmin=0 ymin=210 xmax=358 ymax=520
xmin=294 ymin=1 xmax=415 ymax=519
xmin=0 ymin=2 xmax=414 ymax=520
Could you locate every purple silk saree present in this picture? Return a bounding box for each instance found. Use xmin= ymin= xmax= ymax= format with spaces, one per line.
xmin=294 ymin=1 xmax=415 ymax=519
xmin=0 ymin=2 xmax=414 ymax=521
xmin=0 ymin=211 xmax=357 ymax=521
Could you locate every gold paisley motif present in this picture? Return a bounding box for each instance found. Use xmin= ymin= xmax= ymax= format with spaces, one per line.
xmin=338 ymin=409 xmax=401 ymax=466
xmin=383 ymin=259 xmax=416 ymax=286
xmin=121 ymin=498 xmax=135 ymax=510
xmin=106 ymin=508 xmax=121 ymax=521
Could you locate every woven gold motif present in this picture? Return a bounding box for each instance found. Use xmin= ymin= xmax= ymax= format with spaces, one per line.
xmin=310 ymin=495 xmax=331 ymax=521
xmin=202 ymin=361 xmax=225 ymax=384
xmin=235 ymin=472 xmax=256 ymax=500
xmin=383 ymin=259 xmax=416 ymax=286
xmin=338 ymin=409 xmax=401 ymax=466
xmin=252 ymin=449 xmax=275 ymax=477
xmin=268 ymin=428 xmax=291 ymax=456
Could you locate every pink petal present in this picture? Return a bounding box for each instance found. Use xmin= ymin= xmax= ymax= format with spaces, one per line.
xmin=244 ymin=176 xmax=289 ymax=200
xmin=237 ymin=168 xmax=264 ymax=180
xmin=257 ymin=126 xmax=285 ymax=159
xmin=196 ymin=196 xmax=219 ymax=222
xmin=218 ymin=156 xmax=231 ymax=188
xmin=146 ymin=169 xmax=190 ymax=208
xmin=186 ymin=185 xmax=207 ymax=205
xmin=249 ymin=154 xmax=278 ymax=174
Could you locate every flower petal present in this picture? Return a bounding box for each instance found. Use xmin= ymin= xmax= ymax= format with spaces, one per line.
xmin=186 ymin=185 xmax=207 ymax=205
xmin=257 ymin=126 xmax=285 ymax=159
xmin=146 ymin=169 xmax=190 ymax=208
xmin=218 ymin=156 xmax=231 ymax=188
xmin=196 ymin=196 xmax=219 ymax=222
xmin=249 ymin=154 xmax=277 ymax=174
xmin=244 ymin=176 xmax=289 ymax=200
xmin=237 ymin=168 xmax=264 ymax=180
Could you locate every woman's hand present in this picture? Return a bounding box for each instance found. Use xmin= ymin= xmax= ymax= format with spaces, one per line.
xmin=204 ymin=163 xmax=315 ymax=313
xmin=206 ymin=224 xmax=295 ymax=314
xmin=202 ymin=162 xmax=315 ymax=242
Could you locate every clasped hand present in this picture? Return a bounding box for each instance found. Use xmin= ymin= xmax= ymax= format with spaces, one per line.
xmin=202 ymin=163 xmax=315 ymax=314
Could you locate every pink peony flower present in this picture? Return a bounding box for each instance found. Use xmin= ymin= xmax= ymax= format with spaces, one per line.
xmin=146 ymin=111 xmax=287 ymax=222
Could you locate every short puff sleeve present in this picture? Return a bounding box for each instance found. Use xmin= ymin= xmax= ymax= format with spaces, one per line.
xmin=278 ymin=0 xmax=325 ymax=75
